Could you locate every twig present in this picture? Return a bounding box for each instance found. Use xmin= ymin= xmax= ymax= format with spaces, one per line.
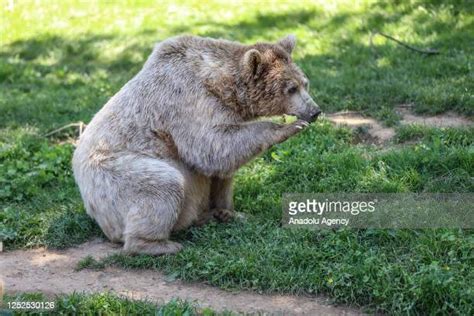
xmin=370 ymin=31 xmax=439 ymax=55
xmin=43 ymin=121 xmax=87 ymax=138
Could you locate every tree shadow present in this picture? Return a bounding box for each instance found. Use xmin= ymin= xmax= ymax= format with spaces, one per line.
xmin=185 ymin=9 xmax=323 ymax=41
xmin=0 ymin=32 xmax=154 ymax=78
xmin=0 ymin=31 xmax=157 ymax=130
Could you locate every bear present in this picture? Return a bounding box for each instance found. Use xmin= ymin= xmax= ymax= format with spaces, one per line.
xmin=72 ymin=35 xmax=321 ymax=255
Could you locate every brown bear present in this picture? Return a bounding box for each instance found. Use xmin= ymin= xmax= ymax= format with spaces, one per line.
xmin=72 ymin=35 xmax=321 ymax=255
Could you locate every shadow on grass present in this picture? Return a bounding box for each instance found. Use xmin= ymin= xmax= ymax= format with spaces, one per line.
xmin=45 ymin=210 xmax=103 ymax=249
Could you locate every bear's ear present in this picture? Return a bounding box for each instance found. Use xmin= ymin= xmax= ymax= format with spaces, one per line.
xmin=243 ymin=49 xmax=263 ymax=78
xmin=278 ymin=34 xmax=296 ymax=54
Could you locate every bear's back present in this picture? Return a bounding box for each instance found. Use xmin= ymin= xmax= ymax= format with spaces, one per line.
xmin=76 ymin=36 xmax=245 ymax=157
xmin=143 ymin=36 xmax=244 ymax=89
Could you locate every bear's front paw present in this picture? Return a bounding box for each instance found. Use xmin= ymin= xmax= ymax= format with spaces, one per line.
xmin=276 ymin=120 xmax=309 ymax=144
xmin=289 ymin=119 xmax=310 ymax=132
xmin=213 ymin=208 xmax=234 ymax=223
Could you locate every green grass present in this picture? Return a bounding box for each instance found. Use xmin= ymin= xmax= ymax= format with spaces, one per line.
xmin=1 ymin=0 xmax=473 ymax=315
xmin=395 ymin=124 xmax=474 ymax=146
xmin=76 ymin=255 xmax=106 ymax=271
xmin=1 ymin=292 xmax=229 ymax=315
xmin=0 ymin=131 xmax=102 ymax=249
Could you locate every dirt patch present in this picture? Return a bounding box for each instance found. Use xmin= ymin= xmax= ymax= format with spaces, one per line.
xmin=1 ymin=239 xmax=362 ymax=315
xmin=326 ymin=111 xmax=395 ymax=144
xmin=326 ymin=108 xmax=472 ymax=145
xmin=397 ymin=107 xmax=472 ymax=128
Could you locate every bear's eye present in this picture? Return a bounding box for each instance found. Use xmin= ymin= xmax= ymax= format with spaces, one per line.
xmin=288 ymin=86 xmax=298 ymax=94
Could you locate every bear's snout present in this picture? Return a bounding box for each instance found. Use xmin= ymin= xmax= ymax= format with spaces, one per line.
xmin=307 ymin=108 xmax=322 ymax=123
xmin=298 ymin=103 xmax=321 ymax=123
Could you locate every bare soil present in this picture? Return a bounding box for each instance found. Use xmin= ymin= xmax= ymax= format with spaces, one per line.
xmin=326 ymin=107 xmax=472 ymax=145
xmin=326 ymin=111 xmax=395 ymax=144
xmin=398 ymin=107 xmax=472 ymax=127
xmin=1 ymin=239 xmax=362 ymax=315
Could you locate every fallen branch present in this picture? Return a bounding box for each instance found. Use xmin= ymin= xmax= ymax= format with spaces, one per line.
xmin=370 ymin=31 xmax=439 ymax=55
xmin=43 ymin=121 xmax=87 ymax=138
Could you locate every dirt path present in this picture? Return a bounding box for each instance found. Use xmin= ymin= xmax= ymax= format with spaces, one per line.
xmin=326 ymin=107 xmax=472 ymax=145
xmin=1 ymin=239 xmax=362 ymax=315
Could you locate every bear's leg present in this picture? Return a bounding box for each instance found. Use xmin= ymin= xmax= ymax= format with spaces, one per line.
xmin=123 ymin=198 xmax=184 ymax=255
xmin=173 ymin=168 xmax=211 ymax=229
xmin=208 ymin=177 xmax=235 ymax=223
xmin=210 ymin=177 xmax=234 ymax=211
xmin=117 ymin=157 xmax=186 ymax=256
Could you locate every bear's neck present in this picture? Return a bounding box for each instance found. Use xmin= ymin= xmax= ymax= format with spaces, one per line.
xmin=198 ymin=47 xmax=257 ymax=120
xmin=204 ymin=73 xmax=256 ymax=121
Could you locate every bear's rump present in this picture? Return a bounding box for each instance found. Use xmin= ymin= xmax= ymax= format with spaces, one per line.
xmin=76 ymin=151 xmax=187 ymax=242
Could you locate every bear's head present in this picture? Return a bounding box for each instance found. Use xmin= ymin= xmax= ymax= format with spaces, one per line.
xmin=240 ymin=35 xmax=321 ymax=122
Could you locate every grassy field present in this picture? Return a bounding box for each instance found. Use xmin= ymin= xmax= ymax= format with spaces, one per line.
xmin=1 ymin=0 xmax=473 ymax=314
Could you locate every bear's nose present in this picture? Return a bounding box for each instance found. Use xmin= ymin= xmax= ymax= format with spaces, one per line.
xmin=309 ymin=109 xmax=322 ymax=122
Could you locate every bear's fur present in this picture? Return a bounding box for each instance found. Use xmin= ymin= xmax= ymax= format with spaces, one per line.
xmin=72 ymin=35 xmax=320 ymax=255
